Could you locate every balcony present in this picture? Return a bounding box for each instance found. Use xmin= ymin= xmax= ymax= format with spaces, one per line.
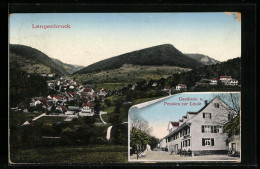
xmin=183 ymin=133 xmax=190 ymax=139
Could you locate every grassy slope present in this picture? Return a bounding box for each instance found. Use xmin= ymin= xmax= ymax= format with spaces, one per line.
xmin=73 ymin=64 xmax=191 ymax=85
xmin=10 ymin=145 xmax=128 ymax=164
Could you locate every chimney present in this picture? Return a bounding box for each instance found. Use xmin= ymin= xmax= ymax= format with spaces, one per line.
xmin=204 ymin=100 xmax=208 ymax=105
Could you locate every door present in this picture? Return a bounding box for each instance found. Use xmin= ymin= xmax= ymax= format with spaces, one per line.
xmin=232 ymin=143 xmax=236 ymax=150
xmin=174 ymin=144 xmax=178 ymax=151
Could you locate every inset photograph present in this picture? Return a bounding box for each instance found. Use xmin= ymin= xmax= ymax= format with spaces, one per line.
xmin=129 ymin=92 xmax=240 ymax=162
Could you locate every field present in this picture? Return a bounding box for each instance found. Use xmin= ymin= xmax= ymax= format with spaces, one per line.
xmin=10 ymin=145 xmax=128 ymax=164
xmin=73 ymin=64 xmax=191 ymax=85
xmin=36 ymin=116 xmax=67 ymax=123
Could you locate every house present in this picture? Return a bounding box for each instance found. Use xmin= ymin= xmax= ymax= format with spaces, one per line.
xmin=65 ymin=111 xmax=75 ymax=115
xmin=97 ymin=89 xmax=108 ymax=96
xmin=176 ymin=84 xmax=187 ymax=91
xmin=83 ymin=88 xmax=94 ymax=96
xmin=68 ymin=106 xmax=80 ymax=112
xmin=159 ymin=138 xmax=167 ymax=149
xmin=79 ymin=102 xmax=94 ymax=117
xmin=226 ymin=79 xmax=238 ymax=86
xmin=30 ymin=99 xmax=41 ymax=107
xmin=162 ymin=97 xmax=238 ymax=156
xmin=56 ymin=105 xmax=68 ymax=113
xmin=48 ymin=73 xmax=55 ymax=77
xmin=210 ymin=78 xmax=218 ymax=85
xmin=152 ymin=82 xmax=157 ymax=87
xmin=164 ymin=86 xmax=173 ymax=94
xmin=167 ymin=121 xmax=179 ymax=134
xmin=219 ymin=76 xmax=232 ymax=84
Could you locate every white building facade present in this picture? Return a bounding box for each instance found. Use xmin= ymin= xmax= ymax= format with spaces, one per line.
xmin=163 ymin=97 xmax=238 ymax=156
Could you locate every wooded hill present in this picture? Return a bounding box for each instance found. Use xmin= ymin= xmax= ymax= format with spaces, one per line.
xmin=73 ymin=44 xmax=205 ymax=75
xmin=185 ymin=53 xmax=220 ymax=65
xmin=166 ymin=57 xmax=241 ymax=88
xmin=9 ymin=44 xmax=69 ymax=76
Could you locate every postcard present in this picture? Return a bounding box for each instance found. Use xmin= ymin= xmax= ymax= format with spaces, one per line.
xmin=9 ymin=12 xmax=241 ymax=164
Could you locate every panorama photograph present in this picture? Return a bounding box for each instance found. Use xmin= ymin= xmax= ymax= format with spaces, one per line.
xmin=9 ymin=12 xmax=241 ymax=164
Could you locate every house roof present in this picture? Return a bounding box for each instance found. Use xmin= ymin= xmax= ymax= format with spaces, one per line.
xmin=171 ymin=122 xmax=179 ymax=126
xmin=82 ymin=102 xmax=93 ymax=108
xmin=165 ymin=96 xmax=230 ymax=139
xmin=84 ymin=88 xmax=93 ymax=92
xmin=211 ymin=78 xmax=218 ymax=80
xmin=52 ymin=95 xmax=62 ymax=100
xmin=187 ymin=112 xmax=198 ymax=114
xmin=177 ymin=84 xmax=186 ymax=87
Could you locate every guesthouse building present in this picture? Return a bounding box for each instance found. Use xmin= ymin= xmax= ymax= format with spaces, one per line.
xmin=162 ymin=96 xmax=238 ymax=156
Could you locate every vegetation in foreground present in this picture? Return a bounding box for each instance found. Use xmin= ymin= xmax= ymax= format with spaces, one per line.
xmin=10 ymin=145 xmax=128 ymax=164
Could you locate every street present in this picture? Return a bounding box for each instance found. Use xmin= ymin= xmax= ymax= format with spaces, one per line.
xmin=129 ymin=150 xmax=240 ymax=162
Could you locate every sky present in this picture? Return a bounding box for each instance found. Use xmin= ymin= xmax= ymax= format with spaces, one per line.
xmin=9 ymin=13 xmax=241 ymax=66
xmin=129 ymin=92 xmax=240 ymax=139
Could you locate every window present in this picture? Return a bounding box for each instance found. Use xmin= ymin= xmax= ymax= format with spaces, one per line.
xmin=202 ymin=125 xmax=211 ymax=133
xmin=203 ymin=113 xmax=211 ymax=119
xmin=211 ymin=126 xmax=217 ymax=133
xmin=214 ymin=103 xmax=219 ymax=108
xmin=216 ymin=126 xmax=223 ymax=133
xmin=187 ymin=139 xmax=190 ymax=146
xmin=202 ymin=138 xmax=214 ymax=146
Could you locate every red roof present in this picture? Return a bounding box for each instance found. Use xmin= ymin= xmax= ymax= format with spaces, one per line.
xmin=171 ymin=122 xmax=179 ymax=126
xmin=211 ymin=78 xmax=218 ymax=80
xmin=52 ymin=95 xmax=62 ymax=100
xmin=177 ymin=84 xmax=186 ymax=87
xmin=82 ymin=102 xmax=93 ymax=108
xmin=84 ymin=88 xmax=93 ymax=92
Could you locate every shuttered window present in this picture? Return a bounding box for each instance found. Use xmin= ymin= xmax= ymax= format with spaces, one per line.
xmin=201 ymin=125 xmax=205 ymax=133
xmin=211 ymin=138 xmax=214 ymax=146
xmin=202 ymin=138 xmax=214 ymax=146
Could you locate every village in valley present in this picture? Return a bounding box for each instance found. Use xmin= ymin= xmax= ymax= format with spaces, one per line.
xmin=9 ymin=12 xmax=242 ymax=164
xmin=12 ymin=73 xmax=239 ymax=120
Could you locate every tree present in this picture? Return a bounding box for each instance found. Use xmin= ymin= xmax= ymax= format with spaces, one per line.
xmin=94 ymin=98 xmax=101 ymax=115
xmin=104 ymin=99 xmax=112 ymax=107
xmin=130 ymin=113 xmax=152 ymax=135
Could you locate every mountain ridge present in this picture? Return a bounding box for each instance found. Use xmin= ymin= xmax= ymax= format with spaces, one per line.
xmin=185 ymin=53 xmax=220 ymax=65
xmin=73 ymin=44 xmax=205 ymax=75
xmin=9 ymin=44 xmax=69 ymax=76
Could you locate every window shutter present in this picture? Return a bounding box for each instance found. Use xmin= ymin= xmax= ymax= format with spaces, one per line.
xmin=211 ymin=138 xmax=214 ymax=146
xmin=202 ymin=138 xmax=205 ymax=146
xmin=211 ymin=126 xmax=213 ymax=133
xmin=201 ymin=125 xmax=204 ymax=133
xmin=203 ymin=113 xmax=205 ymax=118
xmin=210 ymin=113 xmax=212 ymax=119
